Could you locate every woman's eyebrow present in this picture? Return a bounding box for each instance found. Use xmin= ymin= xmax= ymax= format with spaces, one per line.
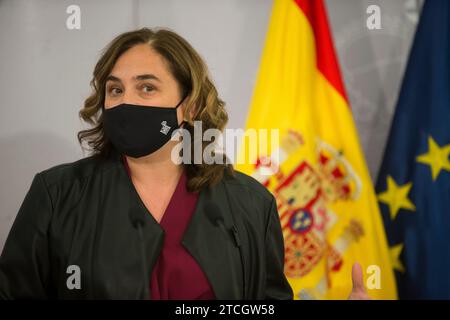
xmin=135 ymin=74 xmax=161 ymax=82
xmin=105 ymin=74 xmax=161 ymax=83
xmin=105 ymin=75 xmax=121 ymax=83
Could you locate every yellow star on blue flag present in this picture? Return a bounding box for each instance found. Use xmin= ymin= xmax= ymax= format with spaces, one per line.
xmin=377 ymin=176 xmax=415 ymax=220
xmin=416 ymin=136 xmax=450 ymax=181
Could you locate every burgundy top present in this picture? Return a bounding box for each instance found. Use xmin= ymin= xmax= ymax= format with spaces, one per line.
xmin=122 ymin=156 xmax=216 ymax=300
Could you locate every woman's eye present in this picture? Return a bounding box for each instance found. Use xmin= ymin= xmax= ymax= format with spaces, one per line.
xmin=142 ymin=85 xmax=154 ymax=93
xmin=107 ymin=87 xmax=122 ymax=96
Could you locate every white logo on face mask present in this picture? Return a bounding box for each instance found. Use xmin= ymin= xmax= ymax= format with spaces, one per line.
xmin=160 ymin=121 xmax=171 ymax=135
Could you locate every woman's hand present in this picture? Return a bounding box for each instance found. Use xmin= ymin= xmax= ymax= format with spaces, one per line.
xmin=348 ymin=262 xmax=372 ymax=300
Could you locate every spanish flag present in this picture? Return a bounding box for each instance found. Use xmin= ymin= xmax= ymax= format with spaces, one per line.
xmin=236 ymin=0 xmax=397 ymax=299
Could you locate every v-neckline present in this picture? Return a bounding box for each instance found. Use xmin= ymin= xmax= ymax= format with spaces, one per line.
xmin=121 ymin=154 xmax=185 ymax=226
xmin=158 ymin=170 xmax=185 ymax=226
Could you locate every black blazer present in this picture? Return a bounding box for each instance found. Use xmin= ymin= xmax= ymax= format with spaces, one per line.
xmin=0 ymin=151 xmax=293 ymax=300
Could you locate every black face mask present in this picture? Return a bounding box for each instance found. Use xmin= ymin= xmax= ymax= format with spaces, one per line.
xmin=102 ymin=96 xmax=186 ymax=158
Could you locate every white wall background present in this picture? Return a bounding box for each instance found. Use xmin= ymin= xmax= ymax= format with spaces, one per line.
xmin=0 ymin=0 xmax=421 ymax=250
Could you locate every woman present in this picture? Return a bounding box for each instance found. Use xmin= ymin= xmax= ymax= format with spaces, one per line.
xmin=0 ymin=28 xmax=294 ymax=300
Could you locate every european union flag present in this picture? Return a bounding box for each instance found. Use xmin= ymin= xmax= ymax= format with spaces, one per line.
xmin=375 ymin=0 xmax=450 ymax=299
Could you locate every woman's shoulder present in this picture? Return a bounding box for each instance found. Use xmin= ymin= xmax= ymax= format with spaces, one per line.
xmin=37 ymin=154 xmax=119 ymax=188
xmin=222 ymin=169 xmax=275 ymax=204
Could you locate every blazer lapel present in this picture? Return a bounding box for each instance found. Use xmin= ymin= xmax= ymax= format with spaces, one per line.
xmin=181 ymin=181 xmax=245 ymax=300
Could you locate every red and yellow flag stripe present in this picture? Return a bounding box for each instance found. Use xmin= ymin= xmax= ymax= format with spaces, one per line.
xmin=237 ymin=0 xmax=397 ymax=299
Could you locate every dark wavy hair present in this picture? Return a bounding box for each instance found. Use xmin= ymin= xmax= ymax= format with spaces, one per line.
xmin=77 ymin=27 xmax=234 ymax=192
